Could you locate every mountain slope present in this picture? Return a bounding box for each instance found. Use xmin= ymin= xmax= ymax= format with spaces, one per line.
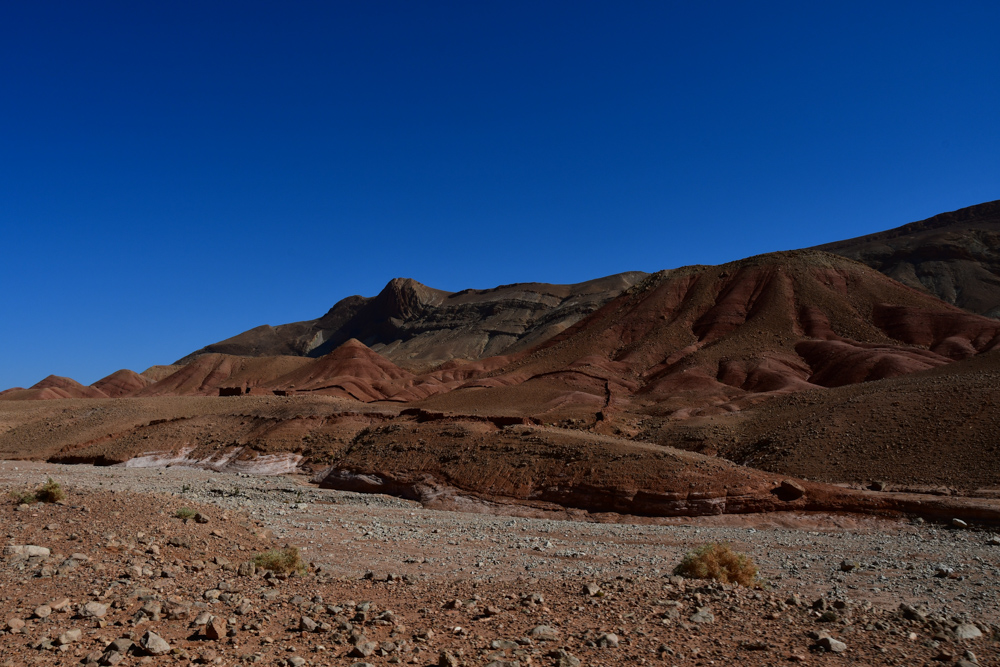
xmin=416 ymin=250 xmax=1000 ymax=419
xmin=178 ymin=272 xmax=649 ymax=368
xmin=818 ymin=199 xmax=1000 ymax=317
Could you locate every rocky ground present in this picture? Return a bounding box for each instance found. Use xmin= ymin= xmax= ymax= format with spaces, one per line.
xmin=0 ymin=462 xmax=998 ymax=666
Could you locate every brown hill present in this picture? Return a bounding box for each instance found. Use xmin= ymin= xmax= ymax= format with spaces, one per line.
xmin=91 ymin=369 xmax=150 ymax=398
xmin=134 ymin=354 xmax=313 ymax=397
xmin=178 ymin=272 xmax=648 ymax=368
xmin=0 ymin=375 xmax=107 ymax=401
xmin=263 ymin=339 xmax=415 ymax=401
xmin=415 ymin=250 xmax=1000 ymax=421
xmin=818 ymin=199 xmax=1000 ymax=317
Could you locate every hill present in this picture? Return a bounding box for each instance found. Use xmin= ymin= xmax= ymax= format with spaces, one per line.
xmin=177 ymin=272 xmax=648 ymax=369
xmin=818 ymin=199 xmax=1000 ymax=317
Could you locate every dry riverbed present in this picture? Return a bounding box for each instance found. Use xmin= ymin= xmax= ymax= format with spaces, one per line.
xmin=0 ymin=461 xmax=998 ymax=666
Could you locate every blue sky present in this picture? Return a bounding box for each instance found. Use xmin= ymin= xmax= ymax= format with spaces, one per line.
xmin=2 ymin=1 xmax=999 ymax=388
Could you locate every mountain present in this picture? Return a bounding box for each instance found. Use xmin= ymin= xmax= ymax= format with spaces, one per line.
xmin=177 ymin=272 xmax=649 ymax=369
xmin=415 ymin=250 xmax=1000 ymax=420
xmin=818 ymin=199 xmax=1000 ymax=317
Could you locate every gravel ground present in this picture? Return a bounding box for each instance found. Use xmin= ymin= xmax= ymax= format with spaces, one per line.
xmin=3 ymin=461 xmax=999 ymax=626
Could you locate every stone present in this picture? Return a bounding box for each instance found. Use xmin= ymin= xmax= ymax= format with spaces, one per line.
xmin=439 ymin=650 xmax=461 ymax=667
xmin=205 ymin=616 xmax=227 ymax=640
xmin=817 ymin=637 xmax=846 ymax=653
xmin=299 ymin=615 xmax=318 ymax=632
xmin=79 ymin=601 xmax=109 ymax=618
xmin=109 ymin=638 xmax=134 ymax=653
xmin=839 ymin=559 xmax=858 ymax=572
xmin=24 ymin=545 xmax=51 ymax=557
xmin=48 ymin=598 xmax=71 ymax=612
xmin=194 ymin=513 xmax=210 ymax=524
xmin=287 ymin=657 xmax=307 ymax=667
xmin=953 ymin=624 xmax=982 ymax=640
xmin=583 ymin=583 xmax=601 ymax=596
xmin=33 ymin=605 xmax=52 ymax=619
xmin=597 ymin=633 xmax=619 ymax=648
xmin=350 ymin=642 xmax=377 ymax=658
xmin=56 ymin=629 xmax=82 ymax=645
xmin=552 ymin=650 xmax=581 ymax=667
xmin=952 ymin=518 xmax=968 ymax=528
xmin=238 ymin=561 xmax=256 ymax=577
xmin=530 ymin=625 xmax=559 ymax=641
xmin=139 ymin=631 xmax=171 ymax=656
xmin=6 ymin=618 xmax=25 ymax=631
xmin=100 ymin=650 xmax=124 ymax=666
xmin=689 ymin=608 xmax=715 ymax=624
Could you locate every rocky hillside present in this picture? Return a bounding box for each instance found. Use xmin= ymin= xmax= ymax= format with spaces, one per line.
xmin=818 ymin=199 xmax=1000 ymax=317
xmin=178 ymin=272 xmax=649 ymax=369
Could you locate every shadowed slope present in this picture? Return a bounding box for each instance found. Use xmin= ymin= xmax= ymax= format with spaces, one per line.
xmin=178 ymin=273 xmax=648 ymax=368
xmin=818 ymin=200 xmax=1000 ymax=317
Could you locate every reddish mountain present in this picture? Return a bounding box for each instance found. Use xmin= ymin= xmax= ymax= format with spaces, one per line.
xmin=416 ymin=250 xmax=1000 ymax=420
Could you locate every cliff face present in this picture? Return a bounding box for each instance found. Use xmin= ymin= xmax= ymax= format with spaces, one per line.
xmin=177 ymin=272 xmax=649 ymax=368
xmin=818 ymin=200 xmax=1000 ymax=318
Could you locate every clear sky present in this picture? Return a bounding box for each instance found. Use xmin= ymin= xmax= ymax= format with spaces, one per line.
xmin=2 ymin=1 xmax=999 ymax=389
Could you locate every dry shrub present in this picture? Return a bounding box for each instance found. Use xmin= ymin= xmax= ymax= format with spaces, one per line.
xmin=252 ymin=547 xmax=304 ymax=574
xmin=35 ymin=478 xmax=65 ymax=503
xmin=10 ymin=478 xmax=64 ymax=505
xmin=9 ymin=489 xmax=36 ymax=505
xmin=175 ymin=507 xmax=196 ymax=520
xmin=674 ymin=543 xmax=758 ymax=586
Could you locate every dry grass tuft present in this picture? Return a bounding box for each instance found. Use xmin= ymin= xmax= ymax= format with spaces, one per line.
xmin=175 ymin=507 xmax=196 ymax=520
xmin=35 ymin=478 xmax=65 ymax=503
xmin=673 ymin=543 xmax=758 ymax=586
xmin=10 ymin=478 xmax=64 ymax=505
xmin=252 ymin=546 xmax=305 ymax=574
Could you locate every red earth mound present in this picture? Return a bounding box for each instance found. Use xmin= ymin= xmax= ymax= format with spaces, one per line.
xmin=91 ymin=368 xmax=150 ymax=398
xmin=0 ymin=375 xmax=107 ymax=401
xmin=414 ymin=250 xmax=1000 ymax=420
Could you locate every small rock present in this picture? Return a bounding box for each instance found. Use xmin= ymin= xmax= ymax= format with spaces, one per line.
xmin=953 ymin=624 xmax=982 ymax=640
xmin=583 ymin=583 xmax=601 ymax=597
xmin=552 ymin=649 xmax=581 ymax=667
xmin=439 ymin=650 xmax=461 ymax=667
xmin=194 ymin=513 xmax=209 ymax=524
xmin=56 ymin=629 xmax=82 ymax=645
xmin=689 ymin=608 xmax=715 ymax=624
xmin=287 ymin=657 xmax=307 ymax=667
xmin=6 ymin=618 xmax=25 ymax=632
xmin=530 ymin=625 xmax=559 ymax=641
xmin=33 ymin=605 xmax=52 ymax=619
xmin=79 ymin=602 xmax=109 ymax=618
xmin=817 ymin=637 xmax=846 ymax=653
xmin=205 ymin=616 xmax=226 ymax=640
xmin=139 ymin=631 xmax=171 ymax=656
xmin=839 ymin=559 xmax=858 ymax=572
xmin=299 ymin=615 xmax=318 ymax=633
xmin=597 ymin=632 xmax=619 ymax=648
xmin=952 ymin=518 xmax=968 ymax=528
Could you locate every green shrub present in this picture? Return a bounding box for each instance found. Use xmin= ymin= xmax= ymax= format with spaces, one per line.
xmin=35 ymin=478 xmax=64 ymax=503
xmin=673 ymin=543 xmax=759 ymax=587
xmin=252 ymin=547 xmax=305 ymax=574
xmin=175 ymin=507 xmax=196 ymax=520
xmin=9 ymin=489 xmax=36 ymax=505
